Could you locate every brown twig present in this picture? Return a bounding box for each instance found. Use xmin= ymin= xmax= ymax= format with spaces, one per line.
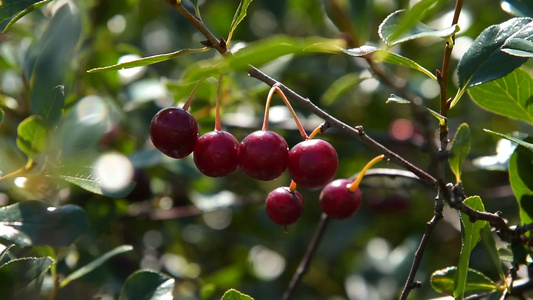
xmin=283 ymin=213 xmax=330 ymax=300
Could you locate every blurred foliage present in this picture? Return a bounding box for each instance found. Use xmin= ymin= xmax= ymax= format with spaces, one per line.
xmin=0 ymin=0 xmax=532 ymax=299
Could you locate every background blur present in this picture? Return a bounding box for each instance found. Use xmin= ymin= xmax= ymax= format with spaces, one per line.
xmin=0 ymin=0 xmax=529 ymax=299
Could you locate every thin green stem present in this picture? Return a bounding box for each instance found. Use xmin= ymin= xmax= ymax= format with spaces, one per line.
xmin=182 ymin=79 xmax=204 ymax=111
xmin=215 ymin=75 xmax=223 ymax=131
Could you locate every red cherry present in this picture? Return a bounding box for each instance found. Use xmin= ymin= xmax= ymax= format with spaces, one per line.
xmin=150 ymin=107 xmax=199 ymax=159
xmin=238 ymin=130 xmax=289 ymax=181
xmin=193 ymin=130 xmax=239 ymax=177
xmin=319 ymin=179 xmax=362 ymax=219
xmin=265 ymin=187 xmax=303 ymax=226
xmin=288 ymin=139 xmax=338 ymax=188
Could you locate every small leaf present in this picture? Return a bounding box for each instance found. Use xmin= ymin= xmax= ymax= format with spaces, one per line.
xmin=16 ymin=115 xmax=47 ymax=160
xmin=227 ymin=0 xmax=254 ymax=45
xmin=29 ymin=4 xmax=81 ymax=127
xmin=449 ymin=123 xmax=471 ymax=183
xmin=55 ymin=162 xmax=135 ymax=198
xmin=502 ymin=0 xmax=533 ymax=17
xmin=0 ymin=0 xmax=53 ymax=33
xmin=458 ymin=17 xmax=531 ymax=89
xmin=431 ymin=267 xmax=498 ymax=297
xmin=509 ymin=138 xmax=533 ymax=226
xmin=502 ymin=24 xmax=533 ymax=57
xmin=456 ymin=196 xmax=487 ymax=299
xmin=387 ymin=94 xmax=446 ymax=125
xmin=480 ymin=226 xmax=508 ymax=289
xmin=484 ymin=129 xmax=533 ymax=152
xmin=0 ymin=244 xmax=15 ymax=264
xmin=0 ymin=257 xmax=54 ymax=298
xmin=342 ymin=46 xmax=437 ymax=81
xmin=60 ymin=245 xmax=133 ymax=288
xmin=379 ymin=9 xmax=459 ymax=46
xmin=87 ymin=48 xmax=210 ymax=73
xmin=182 ymin=35 xmax=346 ymax=82
xmin=320 ymin=73 xmax=362 ymax=105
xmin=0 ymin=200 xmax=88 ymax=247
xmin=468 ymin=68 xmax=533 ymax=125
xmin=32 ymin=85 xmax=64 ymax=127
xmin=221 ymin=289 xmax=255 ymax=300
xmin=118 ymin=270 xmax=175 ymax=300
xmin=0 ymin=108 xmax=4 ymax=124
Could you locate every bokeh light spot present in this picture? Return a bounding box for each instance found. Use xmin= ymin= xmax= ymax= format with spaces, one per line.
xmin=248 ymin=245 xmax=286 ymax=281
xmin=94 ymin=152 xmax=134 ymax=193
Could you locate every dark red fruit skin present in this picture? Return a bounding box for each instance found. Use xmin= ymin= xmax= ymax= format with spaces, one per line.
xmin=150 ymin=107 xmax=199 ymax=159
xmin=319 ymin=179 xmax=362 ymax=219
xmin=288 ymin=139 xmax=338 ymax=188
xmin=238 ymin=130 xmax=289 ymax=181
xmin=193 ymin=130 xmax=239 ymax=177
xmin=265 ymin=187 xmax=304 ymax=226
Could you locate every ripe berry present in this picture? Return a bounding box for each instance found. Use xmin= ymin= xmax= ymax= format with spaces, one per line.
xmin=193 ymin=130 xmax=239 ymax=177
xmin=265 ymin=187 xmax=303 ymax=226
xmin=150 ymin=107 xmax=199 ymax=159
xmin=319 ymin=179 xmax=362 ymax=219
xmin=288 ymin=139 xmax=338 ymax=188
xmin=238 ymin=130 xmax=289 ymax=181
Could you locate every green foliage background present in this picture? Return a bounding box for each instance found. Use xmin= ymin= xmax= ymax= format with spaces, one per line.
xmin=0 ymin=0 xmax=532 ymax=299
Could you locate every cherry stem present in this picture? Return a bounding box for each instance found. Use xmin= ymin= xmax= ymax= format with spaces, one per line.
xmin=289 ymin=180 xmax=297 ymax=192
xmin=262 ymin=83 xmax=308 ymax=139
xmin=262 ymin=84 xmax=277 ymax=131
xmin=308 ymin=126 xmax=322 ymax=140
xmin=182 ymin=79 xmax=204 ymax=111
xmin=0 ymin=161 xmax=36 ymax=182
xmin=215 ymin=75 xmax=223 ymax=131
xmin=347 ymin=154 xmax=385 ymax=192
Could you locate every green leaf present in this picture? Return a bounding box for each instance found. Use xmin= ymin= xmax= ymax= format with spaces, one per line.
xmin=227 ymin=0 xmax=253 ymax=45
xmin=118 ymin=270 xmax=175 ymax=300
xmin=0 ymin=244 xmax=15 ymax=264
xmin=379 ymin=9 xmax=459 ymax=46
xmin=87 ymin=48 xmax=210 ymax=73
xmin=502 ymin=0 xmax=533 ymax=17
xmin=60 ymin=245 xmax=133 ymax=288
xmin=484 ymin=129 xmax=533 ymax=152
xmin=32 ymin=85 xmax=65 ymax=127
xmin=468 ymin=68 xmax=533 ymax=125
xmin=29 ymin=4 xmax=81 ymax=127
xmin=386 ymin=94 xmax=446 ymax=125
xmin=342 ymin=46 xmax=437 ymax=81
xmin=0 ymin=257 xmax=54 ymax=298
xmin=0 ymin=108 xmax=4 ymax=124
xmin=502 ymin=24 xmax=533 ymax=57
xmin=458 ymin=17 xmax=531 ymax=89
xmin=449 ymin=123 xmax=471 ymax=183
xmin=182 ymin=35 xmax=345 ymax=82
xmin=0 ymin=0 xmax=53 ymax=33
xmin=431 ymin=267 xmax=498 ymax=297
xmin=55 ymin=161 xmax=136 ymax=198
xmin=0 ymin=200 xmax=88 ymax=247
xmin=455 ymin=196 xmax=487 ymax=299
xmin=200 ymin=283 xmax=216 ymax=300
xmin=509 ymin=138 xmax=533 ymax=226
xmin=320 ymin=73 xmax=362 ymax=105
xmin=221 ymin=289 xmax=255 ymax=300
xmin=16 ymin=115 xmax=47 ymax=160
xmin=480 ymin=226 xmax=508 ymax=289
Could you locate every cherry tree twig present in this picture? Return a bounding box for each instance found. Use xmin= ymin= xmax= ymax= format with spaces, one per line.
xmin=162 ymin=0 xmax=533 ymax=298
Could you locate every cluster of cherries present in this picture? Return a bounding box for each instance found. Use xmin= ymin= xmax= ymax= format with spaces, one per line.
xmin=150 ymin=82 xmax=384 ymax=227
